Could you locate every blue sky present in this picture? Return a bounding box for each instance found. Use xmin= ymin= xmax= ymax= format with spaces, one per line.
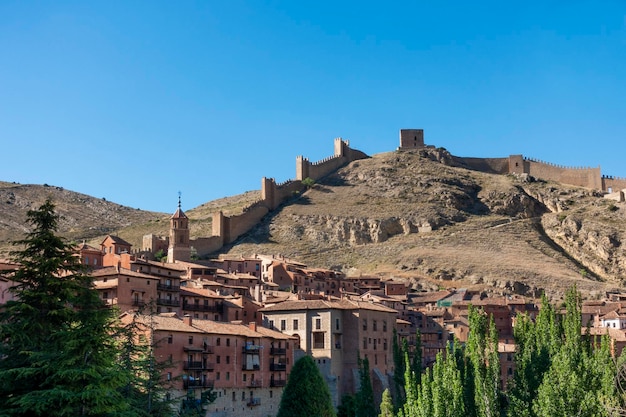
xmin=1 ymin=1 xmax=625 ymax=213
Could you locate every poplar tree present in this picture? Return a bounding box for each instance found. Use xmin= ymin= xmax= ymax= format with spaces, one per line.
xmin=378 ymin=389 xmax=394 ymax=417
xmin=533 ymin=286 xmax=616 ymax=417
xmin=0 ymin=199 xmax=129 ymax=416
xmin=467 ymin=305 xmax=500 ymax=417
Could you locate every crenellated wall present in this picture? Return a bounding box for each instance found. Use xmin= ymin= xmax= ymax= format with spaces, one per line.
xmin=514 ymin=156 xmax=602 ymax=189
xmin=189 ymin=138 xmax=369 ymax=257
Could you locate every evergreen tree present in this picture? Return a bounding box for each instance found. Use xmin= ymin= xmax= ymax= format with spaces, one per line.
xmin=392 ymin=328 xmax=406 ymax=408
xmin=337 ymin=394 xmax=357 ymax=417
xmin=356 ymin=356 xmax=376 ymax=417
xmin=0 ymin=199 xmax=129 ymax=416
xmin=277 ymin=355 xmax=336 ymax=417
xmin=117 ymin=311 xmax=177 ymax=416
xmin=411 ymin=330 xmax=423 ymax=382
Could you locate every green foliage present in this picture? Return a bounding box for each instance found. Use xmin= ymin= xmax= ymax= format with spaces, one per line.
xmin=356 ymin=356 xmax=376 ymax=417
xmin=118 ymin=311 xmax=177 ymax=416
xmin=302 ymin=177 xmax=316 ymax=189
xmin=154 ymin=249 xmax=167 ymax=262
xmin=277 ymin=355 xmax=336 ymax=417
xmin=337 ymin=394 xmax=357 ymax=417
xmin=0 ymin=199 xmax=130 ymax=416
xmin=467 ymin=306 xmax=500 ymax=417
xmin=379 ymin=389 xmax=394 ymax=417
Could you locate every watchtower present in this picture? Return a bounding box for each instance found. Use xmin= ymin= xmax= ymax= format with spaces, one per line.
xmin=398 ymin=129 xmax=425 ymax=149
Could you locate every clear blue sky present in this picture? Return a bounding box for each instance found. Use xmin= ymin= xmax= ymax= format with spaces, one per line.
xmin=1 ymin=1 xmax=625 ymax=213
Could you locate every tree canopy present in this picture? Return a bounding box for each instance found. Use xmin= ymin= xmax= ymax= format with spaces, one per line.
xmin=277 ymin=355 xmax=336 ymax=417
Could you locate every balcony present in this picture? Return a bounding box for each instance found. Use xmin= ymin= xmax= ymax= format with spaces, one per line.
xmin=182 ymin=361 xmax=214 ymax=371
xmin=157 ymin=298 xmax=180 ymax=307
xmin=247 ymin=379 xmax=263 ymax=388
xmin=182 ymin=302 xmax=224 ymax=313
xmin=242 ymin=364 xmax=260 ymax=371
xmin=247 ymin=398 xmax=261 ymax=407
xmin=242 ymin=345 xmax=261 ymax=353
xmin=157 ymin=283 xmax=180 ymax=291
xmin=270 ymin=347 xmax=286 ymax=355
xmin=183 ymin=379 xmax=214 ymax=389
xmin=270 ymin=363 xmax=286 ymax=372
xmin=131 ymin=299 xmax=145 ymax=307
xmin=270 ymin=378 xmax=286 ymax=387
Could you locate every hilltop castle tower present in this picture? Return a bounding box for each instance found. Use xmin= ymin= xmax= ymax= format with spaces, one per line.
xmin=167 ymin=195 xmax=190 ymax=263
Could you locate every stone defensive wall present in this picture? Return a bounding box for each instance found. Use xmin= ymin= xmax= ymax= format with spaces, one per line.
xmin=195 ymin=138 xmax=368 ymax=257
xmin=452 ymin=156 xmax=510 ymax=174
xmin=602 ymin=176 xmax=626 ymax=194
xmin=511 ymin=156 xmax=602 ymax=190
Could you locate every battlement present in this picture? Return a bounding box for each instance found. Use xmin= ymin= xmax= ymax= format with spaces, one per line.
xmin=524 ymin=157 xmax=598 ymax=171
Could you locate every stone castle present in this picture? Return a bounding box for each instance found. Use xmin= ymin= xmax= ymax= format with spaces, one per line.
xmin=148 ymin=129 xmax=626 ymax=262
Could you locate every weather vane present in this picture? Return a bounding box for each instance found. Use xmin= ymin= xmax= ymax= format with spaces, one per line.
xmin=178 ymin=191 xmax=181 ymax=209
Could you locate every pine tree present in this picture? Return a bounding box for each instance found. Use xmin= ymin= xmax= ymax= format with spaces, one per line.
xmin=277 ymin=355 xmax=336 ymax=417
xmin=0 ymin=199 xmax=129 ymax=416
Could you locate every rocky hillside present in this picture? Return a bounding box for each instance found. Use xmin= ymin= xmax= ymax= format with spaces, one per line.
xmin=218 ymin=149 xmax=626 ymax=299
xmin=1 ymin=148 xmax=624 ymax=299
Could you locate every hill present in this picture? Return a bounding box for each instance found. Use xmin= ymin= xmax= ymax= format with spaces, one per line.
xmin=217 ymin=148 xmax=625 ymax=299
xmin=1 ymin=148 xmax=624 ymax=299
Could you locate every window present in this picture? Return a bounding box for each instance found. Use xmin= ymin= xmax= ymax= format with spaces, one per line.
xmin=188 ymin=336 xmax=193 ymax=345
xmin=373 ymin=320 xmax=377 ymax=331
xmin=167 ymin=335 xmax=173 ymax=344
xmin=232 ymin=392 xmax=236 ymax=401
xmin=363 ymin=319 xmax=367 ymax=331
xmin=363 ymin=337 xmax=367 ymax=349
xmin=226 ymin=356 xmax=230 ymax=364
xmin=315 ymin=318 xmax=321 ymax=330
xmin=280 ymin=320 xmax=286 ymax=331
xmin=226 ymin=338 xmax=230 ymax=347
xmin=226 ymin=371 xmax=230 ymax=380
xmin=336 ymin=318 xmax=340 ymax=331
xmin=216 ymin=338 xmax=221 ymax=346
xmin=167 ymin=372 xmax=171 ymax=381
xmin=216 ymin=356 xmax=221 ymax=364
xmin=293 ymin=319 xmax=299 ymax=330
xmin=102 ymin=292 xmax=108 ymax=300
xmin=383 ymin=320 xmax=387 ymax=332
xmin=243 ymin=374 xmax=247 ymax=381
xmin=313 ymin=332 xmax=325 ymax=349
xmin=216 ymin=372 xmax=220 ymax=380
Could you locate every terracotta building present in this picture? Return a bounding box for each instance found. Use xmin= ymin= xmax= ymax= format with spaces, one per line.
xmin=121 ymin=312 xmax=295 ymax=417
xmin=259 ymin=299 xmax=397 ymax=408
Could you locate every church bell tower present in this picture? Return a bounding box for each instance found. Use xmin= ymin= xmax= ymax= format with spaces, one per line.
xmin=167 ymin=194 xmax=190 ymax=263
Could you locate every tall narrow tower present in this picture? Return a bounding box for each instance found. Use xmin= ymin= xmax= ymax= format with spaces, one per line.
xmin=167 ymin=194 xmax=190 ymax=263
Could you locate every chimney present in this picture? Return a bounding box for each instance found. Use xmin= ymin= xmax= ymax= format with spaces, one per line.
xmin=183 ymin=314 xmax=192 ymax=327
xmin=249 ymin=322 xmax=257 ymax=332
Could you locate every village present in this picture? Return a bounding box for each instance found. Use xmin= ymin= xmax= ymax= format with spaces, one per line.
xmin=3 ymin=192 xmax=626 ymax=417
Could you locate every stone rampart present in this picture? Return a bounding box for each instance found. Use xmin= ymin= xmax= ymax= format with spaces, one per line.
xmin=453 ymin=157 xmax=509 ymax=174
xmin=195 ymin=138 xmax=368 ymax=257
xmin=602 ymin=176 xmax=626 ymax=194
xmin=524 ymin=157 xmax=602 ymax=189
